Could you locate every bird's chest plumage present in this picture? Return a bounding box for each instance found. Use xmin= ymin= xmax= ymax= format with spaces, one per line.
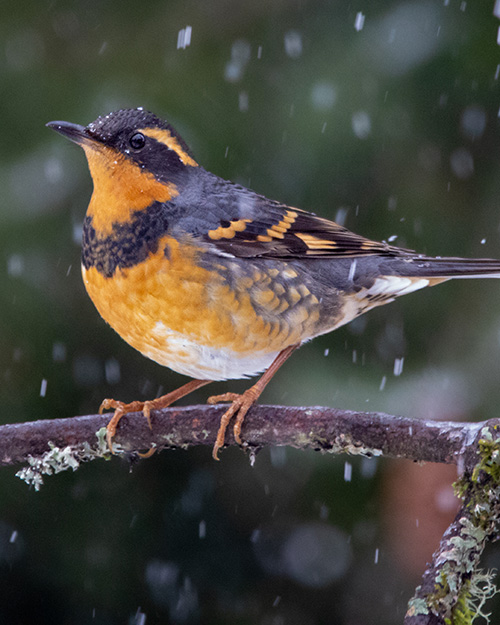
xmin=81 ymin=215 xmax=330 ymax=380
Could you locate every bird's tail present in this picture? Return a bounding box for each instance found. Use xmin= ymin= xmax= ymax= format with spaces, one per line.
xmin=349 ymin=255 xmax=500 ymax=305
xmin=383 ymin=255 xmax=500 ymax=280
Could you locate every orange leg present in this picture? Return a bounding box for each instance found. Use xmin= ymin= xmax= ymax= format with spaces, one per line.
xmin=208 ymin=344 xmax=299 ymax=460
xmin=100 ymin=378 xmax=212 ymax=452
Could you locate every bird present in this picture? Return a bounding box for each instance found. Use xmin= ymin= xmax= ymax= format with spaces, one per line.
xmin=47 ymin=108 xmax=500 ymax=460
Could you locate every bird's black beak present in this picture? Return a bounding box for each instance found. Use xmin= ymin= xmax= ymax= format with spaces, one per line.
xmin=46 ymin=120 xmax=91 ymax=146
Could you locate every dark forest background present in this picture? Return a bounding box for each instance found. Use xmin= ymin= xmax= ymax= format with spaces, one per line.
xmin=1 ymin=1 xmax=500 ymax=623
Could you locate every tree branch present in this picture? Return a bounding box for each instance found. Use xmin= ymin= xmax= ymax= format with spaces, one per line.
xmin=3 ymin=404 xmax=500 ymax=624
xmin=405 ymin=428 xmax=500 ymax=624
xmin=0 ymin=403 xmax=490 ymax=469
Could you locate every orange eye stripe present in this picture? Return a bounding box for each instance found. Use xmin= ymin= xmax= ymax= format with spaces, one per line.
xmin=139 ymin=127 xmax=198 ymax=167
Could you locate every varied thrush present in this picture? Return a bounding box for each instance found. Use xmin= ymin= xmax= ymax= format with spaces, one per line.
xmin=47 ymin=108 xmax=500 ymax=459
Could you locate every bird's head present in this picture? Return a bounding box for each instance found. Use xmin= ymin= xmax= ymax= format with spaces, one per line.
xmin=47 ymin=108 xmax=198 ymax=233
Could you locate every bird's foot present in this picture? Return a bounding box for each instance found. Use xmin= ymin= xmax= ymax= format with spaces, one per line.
xmin=99 ymin=397 xmax=157 ymax=455
xmin=100 ymin=379 xmax=211 ymax=454
xmin=207 ymin=387 xmax=260 ymax=460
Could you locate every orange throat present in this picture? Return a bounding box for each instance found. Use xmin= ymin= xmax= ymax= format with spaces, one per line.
xmin=82 ymin=143 xmax=177 ymax=235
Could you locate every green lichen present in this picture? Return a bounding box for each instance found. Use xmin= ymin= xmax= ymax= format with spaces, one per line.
xmin=411 ymin=425 xmax=500 ymax=624
xmin=317 ymin=431 xmax=383 ymax=457
xmin=406 ymin=595 xmax=430 ymax=617
xmin=471 ymin=430 xmax=500 ymax=485
xmin=456 ymin=427 xmax=500 ymax=537
xmin=16 ymin=428 xmax=122 ymax=491
xmin=426 ymin=550 xmax=497 ymax=624
xmin=449 ymin=572 xmax=498 ymax=625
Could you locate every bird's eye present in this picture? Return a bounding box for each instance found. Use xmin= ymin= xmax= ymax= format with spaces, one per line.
xmin=129 ymin=132 xmax=145 ymax=150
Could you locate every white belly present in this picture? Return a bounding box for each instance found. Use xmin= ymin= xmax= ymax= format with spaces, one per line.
xmin=144 ymin=322 xmax=279 ymax=381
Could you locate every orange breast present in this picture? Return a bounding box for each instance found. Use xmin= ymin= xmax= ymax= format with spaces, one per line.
xmin=82 ymin=235 xmax=324 ymax=379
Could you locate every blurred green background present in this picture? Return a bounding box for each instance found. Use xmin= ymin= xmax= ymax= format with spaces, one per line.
xmin=1 ymin=0 xmax=500 ymax=623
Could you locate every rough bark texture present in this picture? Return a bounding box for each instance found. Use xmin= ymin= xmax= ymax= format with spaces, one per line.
xmin=3 ymin=404 xmax=500 ymax=624
xmin=0 ymin=404 xmax=490 ymax=468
